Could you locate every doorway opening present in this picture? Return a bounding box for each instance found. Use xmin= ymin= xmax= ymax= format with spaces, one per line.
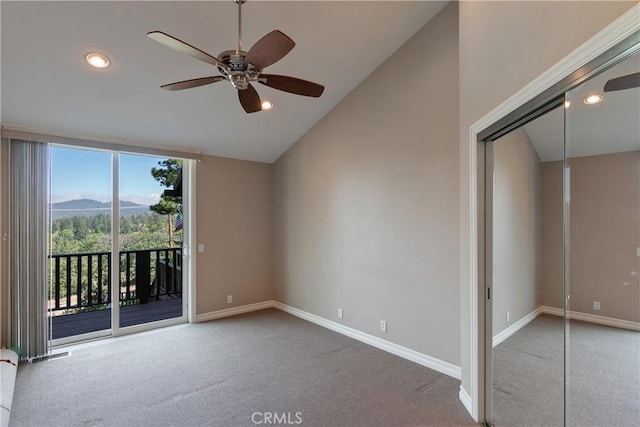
xmin=48 ymin=146 xmax=191 ymax=345
xmin=480 ymin=37 xmax=639 ymax=427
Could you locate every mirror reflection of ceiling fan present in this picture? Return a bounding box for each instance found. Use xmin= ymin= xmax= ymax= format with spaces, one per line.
xmin=604 ymin=72 xmax=640 ymax=92
xmin=147 ymin=0 xmax=324 ymax=113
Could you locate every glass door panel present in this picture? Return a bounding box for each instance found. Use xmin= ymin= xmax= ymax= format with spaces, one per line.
xmin=564 ymin=51 xmax=640 ymax=426
xmin=118 ymin=154 xmax=183 ymax=329
xmin=49 ymin=147 xmax=112 ymax=341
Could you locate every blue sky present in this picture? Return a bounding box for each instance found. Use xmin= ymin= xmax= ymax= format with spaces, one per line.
xmin=51 ymin=146 xmax=170 ymax=206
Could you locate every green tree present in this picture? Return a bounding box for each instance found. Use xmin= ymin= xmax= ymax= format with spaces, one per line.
xmin=52 ymin=228 xmax=81 ymax=255
xmin=73 ymin=216 xmax=89 ymax=240
xmin=149 ymin=159 xmax=182 ymax=247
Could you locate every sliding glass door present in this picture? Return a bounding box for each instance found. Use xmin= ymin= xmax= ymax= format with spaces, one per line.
xmin=49 ymin=147 xmax=189 ymax=344
xmin=49 ymin=147 xmax=113 ymax=340
xmin=118 ymin=154 xmax=183 ymax=329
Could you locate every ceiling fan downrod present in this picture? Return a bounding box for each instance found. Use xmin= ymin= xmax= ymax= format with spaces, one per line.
xmin=234 ymin=0 xmax=247 ymax=54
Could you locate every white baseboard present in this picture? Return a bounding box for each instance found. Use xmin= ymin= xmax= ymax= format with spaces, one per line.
xmin=539 ymin=305 xmax=563 ymax=317
xmin=196 ymin=300 xmax=276 ymax=322
xmin=459 ymin=386 xmax=473 ymax=418
xmin=197 ymin=300 xmax=463 ymax=379
xmin=493 ymin=307 xmax=543 ymax=348
xmin=273 ymin=301 xmax=461 ymax=380
xmin=197 ymin=300 xmax=461 ymax=379
xmin=492 ymin=306 xmax=640 ymax=347
xmin=540 ymin=305 xmax=640 ymax=331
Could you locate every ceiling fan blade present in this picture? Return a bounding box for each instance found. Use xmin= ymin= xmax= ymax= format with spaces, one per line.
xmin=147 ymin=31 xmax=227 ymax=69
xmin=244 ymin=30 xmax=295 ymax=70
xmin=604 ymin=72 xmax=640 ymax=92
xmin=238 ymin=84 xmax=262 ymax=113
xmin=161 ymin=76 xmax=225 ymax=91
xmin=259 ymin=74 xmax=324 ymax=97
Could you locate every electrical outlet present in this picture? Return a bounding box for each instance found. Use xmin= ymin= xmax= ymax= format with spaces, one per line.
xmin=198 ymin=244 xmax=205 ymax=253
xmin=506 ymin=311 xmax=510 ymax=323
xmin=380 ymin=320 xmax=387 ymax=332
xmin=636 ymin=247 xmax=640 ymax=257
xmin=227 ymin=295 xmax=233 ymax=304
xmin=338 ymin=308 xmax=343 ymax=319
xmin=593 ymin=301 xmax=600 ymax=311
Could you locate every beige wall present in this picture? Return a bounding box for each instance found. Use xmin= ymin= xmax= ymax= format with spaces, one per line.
xmin=195 ymin=155 xmax=274 ymax=315
xmin=490 ymin=137 xmax=639 ymax=330
xmin=274 ymin=3 xmax=460 ymax=365
xmin=540 ymin=161 xmax=564 ymax=312
xmin=458 ymin=0 xmax=635 ymax=397
xmin=492 ymin=129 xmax=542 ymax=336
xmin=541 ymin=151 xmax=640 ymax=322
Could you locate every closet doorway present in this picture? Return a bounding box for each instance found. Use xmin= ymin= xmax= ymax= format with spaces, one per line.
xmin=483 ymin=45 xmax=639 ymax=426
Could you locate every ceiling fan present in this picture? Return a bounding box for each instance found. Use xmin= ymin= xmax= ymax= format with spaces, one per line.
xmin=604 ymin=72 xmax=640 ymax=92
xmin=147 ymin=0 xmax=324 ymax=113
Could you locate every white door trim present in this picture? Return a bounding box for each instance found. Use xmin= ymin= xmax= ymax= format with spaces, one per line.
xmin=185 ymin=159 xmax=198 ymax=323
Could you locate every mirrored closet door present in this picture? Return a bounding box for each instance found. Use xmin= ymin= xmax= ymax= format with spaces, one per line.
xmin=564 ymin=51 xmax=640 ymax=427
xmin=487 ymin=46 xmax=640 ymax=427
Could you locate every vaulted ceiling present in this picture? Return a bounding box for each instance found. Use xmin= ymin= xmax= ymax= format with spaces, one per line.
xmin=1 ymin=1 xmax=447 ymax=163
xmin=524 ymin=51 xmax=639 ymax=162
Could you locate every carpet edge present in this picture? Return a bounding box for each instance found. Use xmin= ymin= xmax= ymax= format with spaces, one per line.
xmin=273 ymin=301 xmax=462 ymax=380
xmin=197 ymin=300 xmax=462 ymax=379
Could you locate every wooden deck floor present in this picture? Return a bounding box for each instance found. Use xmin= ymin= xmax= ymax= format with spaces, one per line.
xmin=50 ymin=297 xmax=183 ymax=339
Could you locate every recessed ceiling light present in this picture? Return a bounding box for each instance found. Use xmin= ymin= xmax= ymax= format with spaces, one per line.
xmin=564 ymin=100 xmax=571 ymax=109
xmin=85 ymin=52 xmax=110 ymax=69
xmin=261 ymin=100 xmax=274 ymax=111
xmin=582 ymin=94 xmax=603 ymax=105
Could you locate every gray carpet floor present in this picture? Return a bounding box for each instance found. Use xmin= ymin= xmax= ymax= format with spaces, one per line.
xmin=10 ymin=309 xmax=476 ymax=427
xmin=493 ymin=314 xmax=640 ymax=427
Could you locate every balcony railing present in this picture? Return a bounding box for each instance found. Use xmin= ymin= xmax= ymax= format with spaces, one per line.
xmin=49 ymin=247 xmax=182 ymax=313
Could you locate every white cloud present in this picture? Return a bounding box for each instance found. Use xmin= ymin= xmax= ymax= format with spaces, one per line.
xmin=121 ymin=193 xmax=161 ymax=206
xmin=51 ymin=192 xmax=161 ymax=206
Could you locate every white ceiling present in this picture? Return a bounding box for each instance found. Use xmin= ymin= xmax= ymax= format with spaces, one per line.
xmin=523 ymin=51 xmax=640 ymax=162
xmin=1 ymin=1 xmax=447 ymax=163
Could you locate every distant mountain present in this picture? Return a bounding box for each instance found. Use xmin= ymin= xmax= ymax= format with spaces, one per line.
xmin=51 ymin=199 xmax=152 ymax=219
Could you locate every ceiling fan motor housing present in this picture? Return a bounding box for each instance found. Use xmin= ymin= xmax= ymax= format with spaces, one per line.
xmin=217 ymin=49 xmax=261 ymax=90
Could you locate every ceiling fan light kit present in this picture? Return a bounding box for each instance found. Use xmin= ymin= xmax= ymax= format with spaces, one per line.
xmin=147 ymin=0 xmax=324 ymax=113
